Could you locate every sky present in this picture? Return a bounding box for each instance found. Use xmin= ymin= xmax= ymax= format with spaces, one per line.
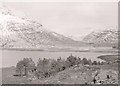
xmin=3 ymin=2 xmax=118 ymax=38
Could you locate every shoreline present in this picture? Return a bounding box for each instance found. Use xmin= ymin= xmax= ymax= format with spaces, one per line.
xmin=0 ymin=48 xmax=118 ymax=53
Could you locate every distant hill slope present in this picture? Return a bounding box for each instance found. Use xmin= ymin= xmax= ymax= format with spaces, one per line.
xmin=82 ymin=29 xmax=118 ymax=47
xmin=0 ymin=4 xmax=86 ymax=50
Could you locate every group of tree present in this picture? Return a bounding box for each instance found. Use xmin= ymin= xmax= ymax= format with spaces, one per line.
xmin=16 ymin=54 xmax=104 ymax=78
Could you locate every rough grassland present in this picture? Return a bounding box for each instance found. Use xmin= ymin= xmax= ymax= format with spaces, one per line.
xmin=1 ymin=63 xmax=118 ymax=84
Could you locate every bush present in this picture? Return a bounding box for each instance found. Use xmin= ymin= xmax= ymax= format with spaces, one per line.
xmin=66 ymin=54 xmax=77 ymax=67
xmin=92 ymin=61 xmax=98 ymax=65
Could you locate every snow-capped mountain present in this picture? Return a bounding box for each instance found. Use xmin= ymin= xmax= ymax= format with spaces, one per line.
xmin=82 ymin=29 xmax=118 ymax=47
xmin=0 ymin=4 xmax=85 ymax=50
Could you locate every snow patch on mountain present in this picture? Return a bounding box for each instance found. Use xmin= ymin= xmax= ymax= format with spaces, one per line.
xmin=0 ymin=3 xmax=84 ymax=50
xmin=82 ymin=29 xmax=118 ymax=46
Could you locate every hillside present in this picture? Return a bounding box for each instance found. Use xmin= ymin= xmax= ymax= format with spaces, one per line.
xmin=0 ymin=4 xmax=86 ymax=51
xmin=82 ymin=29 xmax=118 ymax=47
xmin=36 ymin=64 xmax=118 ymax=84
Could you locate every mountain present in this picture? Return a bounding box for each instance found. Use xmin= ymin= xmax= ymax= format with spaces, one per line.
xmin=82 ymin=29 xmax=118 ymax=47
xmin=0 ymin=4 xmax=85 ymax=50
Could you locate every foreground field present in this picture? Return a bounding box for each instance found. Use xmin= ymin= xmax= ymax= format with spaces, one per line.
xmin=1 ymin=53 xmax=118 ymax=84
xmin=0 ymin=68 xmax=2 ymax=85
xmin=2 ymin=67 xmax=29 ymax=84
xmin=1 ymin=63 xmax=118 ymax=84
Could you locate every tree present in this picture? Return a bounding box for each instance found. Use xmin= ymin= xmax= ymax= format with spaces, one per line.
xmin=16 ymin=60 xmax=24 ymax=76
xmin=88 ymin=59 xmax=92 ymax=65
xmin=82 ymin=58 xmax=89 ymax=65
xmin=36 ymin=57 xmax=69 ymax=78
xmin=49 ymin=60 xmax=59 ymax=73
xmin=97 ymin=61 xmax=101 ymax=65
xmin=77 ymin=57 xmax=81 ymax=64
xmin=42 ymin=58 xmax=49 ymax=66
xmin=16 ymin=58 xmax=35 ymax=76
xmin=66 ymin=54 xmax=77 ymax=67
xmin=36 ymin=58 xmax=53 ymax=78
xmin=56 ymin=58 xmax=67 ymax=71
xmin=57 ymin=57 xmax=62 ymax=62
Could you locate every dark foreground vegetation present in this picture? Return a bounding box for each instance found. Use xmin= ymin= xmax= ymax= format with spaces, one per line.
xmin=2 ymin=54 xmax=118 ymax=84
xmin=15 ymin=54 xmax=104 ymax=78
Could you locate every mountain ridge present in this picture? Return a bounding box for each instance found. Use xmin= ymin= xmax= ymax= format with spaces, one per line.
xmin=82 ymin=29 xmax=118 ymax=47
xmin=0 ymin=4 xmax=86 ymax=51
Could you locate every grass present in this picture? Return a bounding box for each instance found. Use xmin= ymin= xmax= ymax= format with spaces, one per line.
xmin=97 ymin=55 xmax=118 ymax=63
xmin=2 ymin=67 xmax=30 ymax=84
xmin=1 ymin=63 xmax=118 ymax=84
xmin=0 ymin=68 xmax=2 ymax=85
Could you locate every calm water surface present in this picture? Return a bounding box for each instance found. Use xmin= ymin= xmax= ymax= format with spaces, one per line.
xmin=0 ymin=50 xmax=117 ymax=67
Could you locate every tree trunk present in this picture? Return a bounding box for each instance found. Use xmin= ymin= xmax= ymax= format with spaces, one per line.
xmin=24 ymin=66 xmax=27 ymax=76
xmin=20 ymin=70 xmax=22 ymax=76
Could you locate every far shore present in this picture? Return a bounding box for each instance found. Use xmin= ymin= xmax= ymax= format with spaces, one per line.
xmin=0 ymin=48 xmax=119 ymax=53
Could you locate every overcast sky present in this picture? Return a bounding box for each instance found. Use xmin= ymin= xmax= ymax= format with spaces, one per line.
xmin=4 ymin=2 xmax=118 ymax=37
